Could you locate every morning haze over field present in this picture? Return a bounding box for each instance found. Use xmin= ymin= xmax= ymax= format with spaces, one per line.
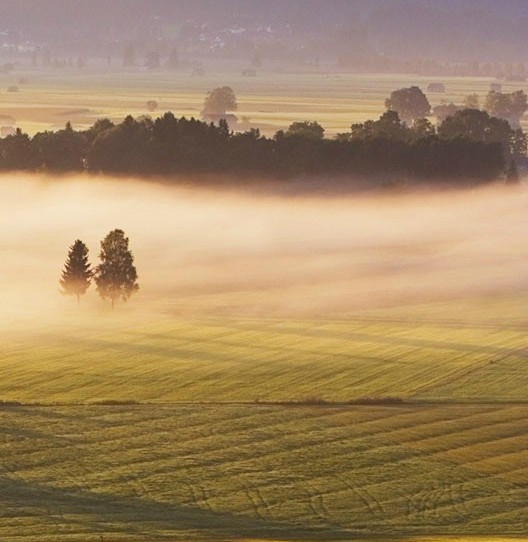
xmin=1 ymin=1 xmax=528 ymax=541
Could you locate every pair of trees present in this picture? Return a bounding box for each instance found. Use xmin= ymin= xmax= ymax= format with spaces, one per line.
xmin=59 ymin=229 xmax=138 ymax=309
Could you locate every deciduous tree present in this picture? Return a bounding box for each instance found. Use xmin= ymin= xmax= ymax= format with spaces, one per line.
xmin=385 ymin=86 xmax=430 ymax=126
xmin=94 ymin=229 xmax=139 ymax=309
xmin=202 ymin=86 xmax=237 ymax=115
xmin=438 ymin=108 xmax=513 ymax=155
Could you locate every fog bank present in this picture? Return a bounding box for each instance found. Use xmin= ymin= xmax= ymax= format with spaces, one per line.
xmin=1 ymin=174 xmax=527 ymax=325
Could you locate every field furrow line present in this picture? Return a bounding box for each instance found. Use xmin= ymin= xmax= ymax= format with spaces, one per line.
xmin=232 ymin=322 xmax=528 ymax=360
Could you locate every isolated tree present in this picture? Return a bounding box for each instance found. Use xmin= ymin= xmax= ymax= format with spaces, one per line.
xmin=94 ymin=229 xmax=139 ymax=309
xmin=202 ymin=86 xmax=237 ymax=115
xmin=59 ymin=239 xmax=92 ymax=305
xmin=385 ymin=86 xmax=430 ymax=126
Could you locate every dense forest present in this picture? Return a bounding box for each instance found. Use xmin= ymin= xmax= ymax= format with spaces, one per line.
xmin=0 ymin=105 xmax=521 ymax=187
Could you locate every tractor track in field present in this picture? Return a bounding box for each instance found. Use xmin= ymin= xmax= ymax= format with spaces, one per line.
xmin=335 ymin=475 xmax=384 ymax=517
xmin=304 ymin=481 xmax=330 ymax=522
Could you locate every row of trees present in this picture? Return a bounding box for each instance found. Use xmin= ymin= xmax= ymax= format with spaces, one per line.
xmin=0 ymin=88 xmax=525 ymax=185
xmin=385 ymin=86 xmax=528 ymax=129
xmin=60 ymin=229 xmax=138 ymax=309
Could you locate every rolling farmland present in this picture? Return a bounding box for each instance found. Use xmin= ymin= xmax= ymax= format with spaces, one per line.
xmin=0 ymin=65 xmax=527 ymax=540
xmin=2 ymin=303 xmax=528 ymax=404
xmin=1 ymin=294 xmax=528 ymax=540
xmin=1 ymin=402 xmax=528 ymax=540
xmin=2 ymin=68 xmax=528 ymax=136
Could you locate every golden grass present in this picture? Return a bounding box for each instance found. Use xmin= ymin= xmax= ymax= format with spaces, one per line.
xmin=1 ymin=294 xmax=527 ymax=538
xmin=1 ymin=403 xmax=528 ymax=540
xmin=2 ymin=69 xmax=527 ymax=136
xmin=0 ymin=69 xmax=526 ymax=539
xmin=2 ymin=301 xmax=528 ymax=405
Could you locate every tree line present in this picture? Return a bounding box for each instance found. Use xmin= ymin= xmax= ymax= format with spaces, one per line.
xmin=60 ymin=229 xmax=138 ymax=309
xmin=1 ymin=86 xmax=525 ymax=185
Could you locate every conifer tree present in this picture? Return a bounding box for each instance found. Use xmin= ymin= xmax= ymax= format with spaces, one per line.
xmin=59 ymin=239 xmax=92 ymax=305
xmin=94 ymin=229 xmax=139 ymax=309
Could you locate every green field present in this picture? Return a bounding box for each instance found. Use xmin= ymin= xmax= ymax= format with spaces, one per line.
xmin=1 ymin=68 xmax=528 ymax=136
xmin=1 ymin=294 xmax=528 ymax=541
xmin=1 ymin=402 xmax=528 ymax=541
xmin=1 ymin=68 xmax=528 ymax=540
xmin=2 ymin=296 xmax=528 ymax=405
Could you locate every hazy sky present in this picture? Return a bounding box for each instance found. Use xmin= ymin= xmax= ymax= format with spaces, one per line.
xmin=1 ymin=0 xmax=527 ymax=63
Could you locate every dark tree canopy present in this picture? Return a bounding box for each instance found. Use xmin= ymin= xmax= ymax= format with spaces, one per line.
xmin=0 ymin=107 xmax=517 ymax=185
xmin=0 ymin=128 xmax=40 ymax=170
xmin=59 ymin=239 xmax=92 ymax=305
xmin=350 ymin=110 xmax=409 ymax=140
xmin=437 ymin=108 xmax=517 ymax=156
xmin=94 ymin=229 xmax=139 ymax=309
xmin=202 ymin=86 xmax=238 ymax=115
xmin=285 ymin=121 xmax=324 ymax=140
xmin=32 ymin=122 xmax=88 ymax=171
xmin=385 ymin=86 xmax=431 ymax=126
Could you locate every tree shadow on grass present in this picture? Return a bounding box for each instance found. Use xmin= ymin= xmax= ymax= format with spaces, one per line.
xmin=2 ymin=476 xmax=526 ymax=540
xmin=0 ymin=475 xmax=359 ymax=541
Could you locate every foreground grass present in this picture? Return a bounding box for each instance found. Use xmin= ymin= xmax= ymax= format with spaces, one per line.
xmin=1 ymin=403 xmax=528 ymax=540
xmin=1 ymin=295 xmax=527 ymax=539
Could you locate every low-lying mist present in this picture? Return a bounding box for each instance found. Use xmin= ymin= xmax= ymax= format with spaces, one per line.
xmin=1 ymin=174 xmax=527 ymax=327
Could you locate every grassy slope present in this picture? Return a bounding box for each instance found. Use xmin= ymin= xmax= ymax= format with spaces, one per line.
xmin=1 ymin=296 xmax=528 ymax=540
xmin=1 ymin=68 xmax=527 ymax=539
xmin=1 ymin=403 xmax=528 ymax=541
xmin=2 ymin=296 xmax=527 ymax=404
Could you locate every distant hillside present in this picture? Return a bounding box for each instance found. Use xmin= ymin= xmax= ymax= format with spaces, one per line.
xmin=2 ymin=0 xmax=528 ymax=63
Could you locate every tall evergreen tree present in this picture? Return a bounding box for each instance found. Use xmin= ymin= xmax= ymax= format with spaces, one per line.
xmin=94 ymin=229 xmax=139 ymax=309
xmin=59 ymin=239 xmax=92 ymax=305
